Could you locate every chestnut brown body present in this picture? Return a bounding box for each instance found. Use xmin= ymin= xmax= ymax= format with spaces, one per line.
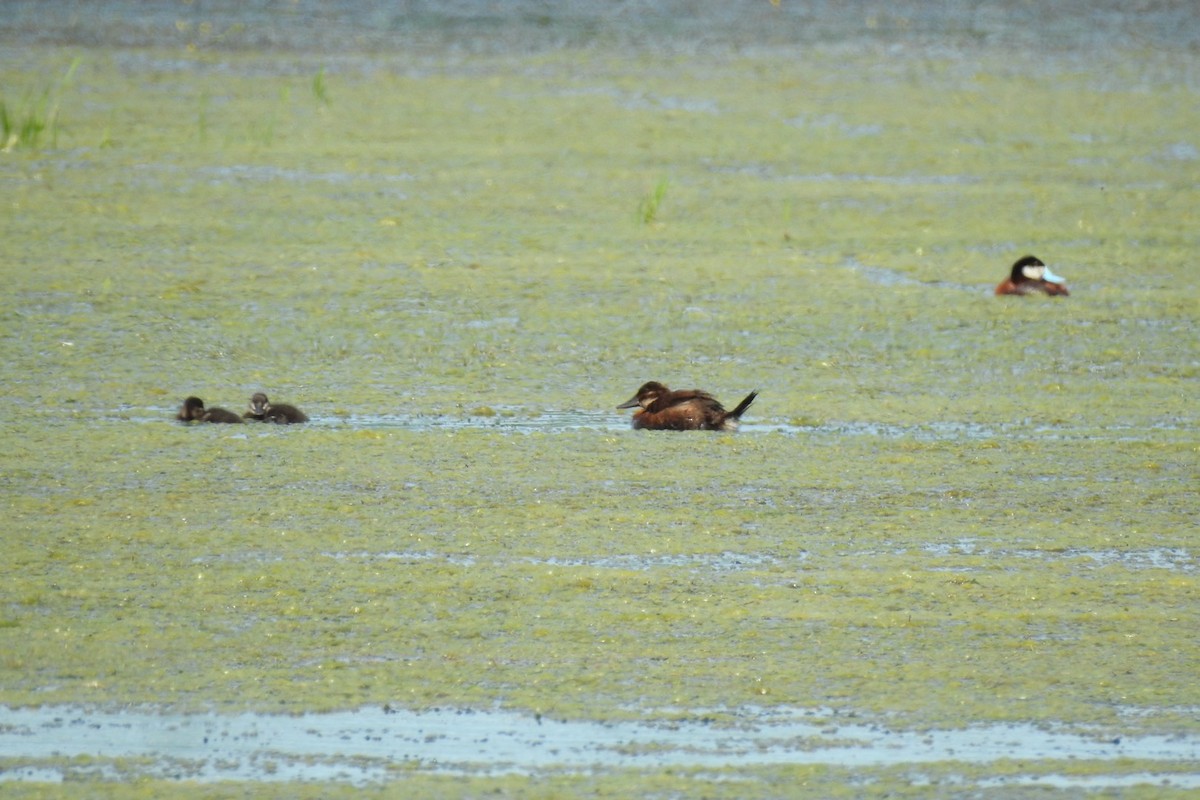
xmin=618 ymin=381 xmax=757 ymax=431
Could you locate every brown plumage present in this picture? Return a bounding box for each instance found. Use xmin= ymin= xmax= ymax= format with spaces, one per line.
xmin=995 ymin=255 xmax=1070 ymax=296
xmin=617 ymin=381 xmax=758 ymax=431
xmin=177 ymin=396 xmax=244 ymax=424
xmin=244 ymin=392 xmax=309 ymax=424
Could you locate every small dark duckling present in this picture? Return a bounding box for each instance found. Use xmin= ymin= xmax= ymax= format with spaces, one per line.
xmin=244 ymin=392 xmax=309 ymax=424
xmin=177 ymin=396 xmax=244 ymax=424
xmin=618 ymin=381 xmax=758 ymax=431
xmin=996 ymin=255 xmax=1070 ymax=296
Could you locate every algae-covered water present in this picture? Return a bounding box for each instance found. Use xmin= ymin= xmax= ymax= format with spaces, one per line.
xmin=1 ymin=1 xmax=1198 ymax=796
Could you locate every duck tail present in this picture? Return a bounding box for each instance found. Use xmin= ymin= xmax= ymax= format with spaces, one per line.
xmin=726 ymin=391 xmax=758 ymax=421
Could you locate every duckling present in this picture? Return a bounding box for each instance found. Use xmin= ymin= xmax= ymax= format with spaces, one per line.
xmin=996 ymin=255 xmax=1070 ymax=296
xmin=618 ymin=381 xmax=758 ymax=431
xmin=176 ymin=396 xmax=244 ymax=424
xmin=244 ymin=392 xmax=309 ymax=424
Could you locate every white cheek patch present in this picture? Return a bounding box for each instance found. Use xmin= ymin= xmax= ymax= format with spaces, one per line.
xmin=1042 ymin=265 xmax=1066 ymax=284
xmin=1021 ymin=264 xmax=1046 ymax=280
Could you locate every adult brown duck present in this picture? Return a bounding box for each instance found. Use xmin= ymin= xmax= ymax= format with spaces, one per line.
xmin=617 ymin=381 xmax=758 ymax=431
xmin=995 ymin=255 xmax=1070 ymax=296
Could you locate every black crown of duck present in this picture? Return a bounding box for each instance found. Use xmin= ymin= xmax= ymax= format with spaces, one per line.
xmin=177 ymin=396 xmax=243 ymax=424
xmin=996 ymin=255 xmax=1070 ymax=296
xmin=244 ymin=392 xmax=309 ymax=424
xmin=618 ymin=381 xmax=758 ymax=431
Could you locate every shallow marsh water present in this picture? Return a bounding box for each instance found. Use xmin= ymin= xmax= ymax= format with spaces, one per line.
xmin=1 ymin=1 xmax=1198 ymax=796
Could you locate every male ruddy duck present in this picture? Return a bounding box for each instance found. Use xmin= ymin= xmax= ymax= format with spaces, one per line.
xmin=618 ymin=381 xmax=758 ymax=431
xmin=244 ymin=392 xmax=309 ymax=424
xmin=996 ymin=255 xmax=1070 ymax=296
xmin=177 ymin=396 xmax=244 ymax=424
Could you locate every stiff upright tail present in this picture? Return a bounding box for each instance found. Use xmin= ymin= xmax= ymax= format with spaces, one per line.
xmin=726 ymin=391 xmax=758 ymax=421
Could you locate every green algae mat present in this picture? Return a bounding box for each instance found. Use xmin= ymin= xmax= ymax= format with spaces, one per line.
xmin=1 ymin=6 xmax=1197 ymax=796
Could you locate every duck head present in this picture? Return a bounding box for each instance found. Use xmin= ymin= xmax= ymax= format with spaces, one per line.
xmin=618 ymin=381 xmax=668 ymax=410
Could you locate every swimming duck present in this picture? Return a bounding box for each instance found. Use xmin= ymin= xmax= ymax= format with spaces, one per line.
xmin=618 ymin=381 xmax=758 ymax=431
xmin=176 ymin=396 xmax=244 ymax=424
xmin=244 ymin=392 xmax=309 ymax=424
xmin=995 ymin=255 xmax=1070 ymax=296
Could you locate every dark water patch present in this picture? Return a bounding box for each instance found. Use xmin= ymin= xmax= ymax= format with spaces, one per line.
xmin=783 ymin=113 xmax=883 ymax=138
xmin=2 ymin=704 xmax=1197 ymax=786
xmin=782 ymin=172 xmax=980 ymax=187
xmin=806 ymin=420 xmax=1195 ymax=443
xmin=122 ymin=162 xmax=415 ymax=199
xmin=528 ymin=552 xmax=782 ymax=572
xmin=921 ymin=541 xmax=1197 ymax=574
xmin=974 ymin=772 xmax=1200 ymax=791
xmin=617 ymin=92 xmax=719 ymax=114
xmin=114 ymin=409 xmax=1194 ymax=442
xmin=193 ymin=164 xmax=417 ymax=187
xmin=706 ymin=162 xmax=980 ymax=187
xmin=558 ymin=86 xmax=719 ymax=115
xmin=322 ymin=549 xmax=479 ymax=567
xmin=1027 ymin=547 xmax=1197 ymax=573
xmin=328 ymin=410 xmax=629 ymax=433
xmin=798 ymin=420 xmax=1005 ymax=440
xmin=4 ymin=1 xmax=1196 ymax=54
xmin=838 ymin=257 xmax=981 ymax=292
xmin=319 ymin=550 xmax=786 ymax=573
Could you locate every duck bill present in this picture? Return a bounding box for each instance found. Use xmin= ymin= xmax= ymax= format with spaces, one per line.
xmin=617 ymin=395 xmax=641 ymax=409
xmin=1042 ymin=266 xmax=1066 ymax=284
